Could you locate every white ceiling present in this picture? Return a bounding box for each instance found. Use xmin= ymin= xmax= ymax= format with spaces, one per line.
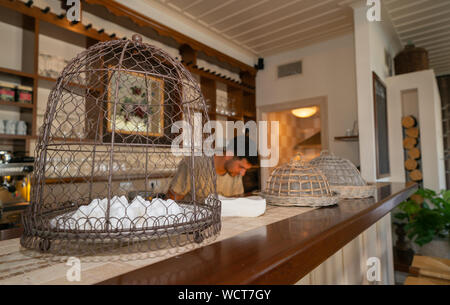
xmin=150 ymin=0 xmax=449 ymax=76
xmin=152 ymin=0 xmax=354 ymax=56
xmin=384 ymin=0 xmax=450 ymax=76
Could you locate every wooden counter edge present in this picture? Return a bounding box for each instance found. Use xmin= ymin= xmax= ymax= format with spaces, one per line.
xmin=97 ymin=183 xmax=417 ymax=285
xmin=248 ymin=183 xmax=418 ymax=284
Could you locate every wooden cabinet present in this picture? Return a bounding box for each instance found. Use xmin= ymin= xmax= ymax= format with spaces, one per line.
xmin=0 ymin=0 xmax=257 ymax=144
xmin=0 ymin=0 xmax=259 ymax=187
xmin=0 ymin=7 xmax=37 ymax=156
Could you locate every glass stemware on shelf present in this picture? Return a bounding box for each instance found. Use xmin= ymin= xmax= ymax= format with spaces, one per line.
xmin=39 ymin=53 xmax=63 ymax=78
xmin=39 ymin=53 xmax=84 ymax=83
xmin=215 ymin=93 xmax=237 ymax=117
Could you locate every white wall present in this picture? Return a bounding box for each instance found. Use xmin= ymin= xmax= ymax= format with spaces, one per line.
xmin=386 ymin=70 xmax=446 ymax=192
xmin=256 ymin=33 xmax=359 ymax=167
xmin=0 ymin=21 xmax=24 ymax=72
xmin=353 ymin=2 xmax=444 ymax=189
xmin=369 ymin=6 xmax=402 ymax=82
xmin=352 ymin=3 xmax=402 ymax=182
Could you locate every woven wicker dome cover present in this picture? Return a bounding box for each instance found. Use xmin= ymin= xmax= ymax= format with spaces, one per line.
xmin=309 ymin=152 xmax=366 ymax=186
xmin=265 ymin=156 xmax=333 ymax=197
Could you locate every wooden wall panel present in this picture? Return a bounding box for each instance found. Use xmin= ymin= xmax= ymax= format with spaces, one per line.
xmin=376 ymin=213 xmax=395 ymax=284
xmin=342 ymin=234 xmax=365 ymax=284
xmin=295 ymin=273 xmax=311 ymax=285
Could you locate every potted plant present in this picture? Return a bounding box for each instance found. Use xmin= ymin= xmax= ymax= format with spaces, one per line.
xmin=394 ymin=188 xmax=450 ymax=259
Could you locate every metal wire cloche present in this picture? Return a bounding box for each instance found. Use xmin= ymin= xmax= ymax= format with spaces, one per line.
xmin=21 ymin=35 xmax=221 ymax=256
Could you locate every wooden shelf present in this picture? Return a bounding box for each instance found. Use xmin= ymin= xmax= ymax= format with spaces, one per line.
xmin=38 ymin=75 xmax=103 ymax=93
xmin=187 ymin=65 xmax=255 ymax=93
xmin=334 ymin=135 xmax=359 ymax=142
xmin=0 ymin=0 xmax=257 ymax=158
xmin=48 ymin=137 xmax=96 ymax=143
xmin=0 ymin=100 xmax=33 ymax=109
xmin=227 ymin=114 xmax=244 ymax=121
xmin=38 ymin=75 xmax=83 ymax=88
xmin=37 ymin=75 xmax=59 ymax=83
xmin=0 ymin=3 xmax=39 ymax=155
xmin=43 ymin=171 xmax=175 ymax=184
xmin=0 ymin=0 xmax=255 ymax=75
xmin=0 ymin=0 xmax=111 ymax=43
xmin=0 ymin=134 xmax=35 ymax=140
xmin=0 ymin=66 xmax=35 ymax=79
xmin=243 ymin=111 xmax=256 ymax=118
xmin=298 ymin=144 xmax=322 ymax=148
xmin=211 ymin=112 xmax=244 ymax=121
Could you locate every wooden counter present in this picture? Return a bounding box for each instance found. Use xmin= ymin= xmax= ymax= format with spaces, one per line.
xmin=0 ymin=182 xmax=416 ymax=284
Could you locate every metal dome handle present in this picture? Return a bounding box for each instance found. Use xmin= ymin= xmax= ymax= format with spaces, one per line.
xmin=132 ymin=34 xmax=143 ymax=43
xmin=320 ymin=150 xmax=332 ymax=156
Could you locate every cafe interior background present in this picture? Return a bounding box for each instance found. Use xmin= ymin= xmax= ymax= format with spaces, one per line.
xmin=0 ymin=0 xmax=448 ymax=285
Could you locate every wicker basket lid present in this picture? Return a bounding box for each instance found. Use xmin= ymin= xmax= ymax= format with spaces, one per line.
xmin=309 ymin=151 xmax=366 ymax=186
xmin=265 ymin=154 xmax=334 ymax=198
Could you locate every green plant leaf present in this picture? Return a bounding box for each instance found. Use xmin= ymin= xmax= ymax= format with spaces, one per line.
xmin=405 ymin=202 xmax=421 ymax=215
xmin=399 ymin=188 xmax=450 ymax=246
xmin=394 ymin=212 xmax=408 ymax=220
xmin=404 ymin=223 xmax=413 ymax=232
xmin=417 ymin=188 xmax=436 ymax=199
xmin=430 ymin=197 xmax=443 ymax=209
xmin=415 ymin=233 xmax=434 ymax=246
xmin=441 ymin=190 xmax=450 ymax=202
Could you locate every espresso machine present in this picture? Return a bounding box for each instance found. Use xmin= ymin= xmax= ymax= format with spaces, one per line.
xmin=0 ymin=151 xmax=34 ymax=230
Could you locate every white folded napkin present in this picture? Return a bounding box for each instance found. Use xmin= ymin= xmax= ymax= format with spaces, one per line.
xmin=50 ymin=196 xmax=184 ymax=230
xmin=219 ymin=195 xmax=266 ymax=217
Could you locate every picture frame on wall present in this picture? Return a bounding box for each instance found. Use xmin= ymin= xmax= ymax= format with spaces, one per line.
xmin=107 ymin=68 xmax=164 ymax=137
xmin=373 ymin=71 xmax=390 ymax=178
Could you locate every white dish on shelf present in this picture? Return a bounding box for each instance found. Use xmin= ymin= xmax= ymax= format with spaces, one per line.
xmin=5 ymin=120 xmax=16 ymax=135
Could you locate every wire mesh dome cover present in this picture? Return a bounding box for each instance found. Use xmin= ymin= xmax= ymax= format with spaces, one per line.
xmin=309 ymin=151 xmax=376 ymax=199
xmin=262 ymin=155 xmax=338 ymax=207
xmin=21 ymin=35 xmax=221 ymax=256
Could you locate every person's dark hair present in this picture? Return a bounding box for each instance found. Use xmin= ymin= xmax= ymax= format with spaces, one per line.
xmin=225 ymin=135 xmax=259 ymax=166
